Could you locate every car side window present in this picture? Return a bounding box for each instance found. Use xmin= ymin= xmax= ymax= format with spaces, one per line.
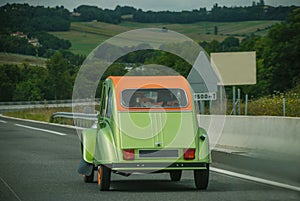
xmin=100 ymin=85 xmax=107 ymax=117
xmin=100 ymin=83 xmax=112 ymax=119
xmin=106 ymin=88 xmax=112 ymax=118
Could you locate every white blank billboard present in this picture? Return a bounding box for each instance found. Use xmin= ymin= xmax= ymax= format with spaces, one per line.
xmin=211 ymin=52 xmax=256 ymax=86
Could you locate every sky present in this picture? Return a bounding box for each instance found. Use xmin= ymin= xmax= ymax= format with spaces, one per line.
xmin=0 ymin=0 xmax=299 ymax=11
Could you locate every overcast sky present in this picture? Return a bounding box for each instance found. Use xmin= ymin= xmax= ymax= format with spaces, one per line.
xmin=1 ymin=0 xmax=299 ymax=11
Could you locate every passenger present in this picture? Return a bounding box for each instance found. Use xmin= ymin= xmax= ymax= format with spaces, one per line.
xmin=157 ymin=90 xmax=179 ymax=107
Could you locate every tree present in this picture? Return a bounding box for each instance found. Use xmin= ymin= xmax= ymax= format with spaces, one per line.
xmin=200 ymin=40 xmax=221 ymax=54
xmin=0 ymin=35 xmax=36 ymax=56
xmin=265 ymin=8 xmax=300 ymax=92
xmin=13 ymin=79 xmax=43 ymax=101
xmin=45 ymin=52 xmax=72 ymax=100
xmin=0 ymin=3 xmax=70 ymax=32
xmin=258 ymin=0 xmax=265 ymax=6
xmin=214 ymin=26 xmax=218 ymax=35
xmin=221 ymin=36 xmax=240 ymax=51
xmin=13 ymin=64 xmax=47 ymax=101
xmin=0 ymin=64 xmax=21 ymax=101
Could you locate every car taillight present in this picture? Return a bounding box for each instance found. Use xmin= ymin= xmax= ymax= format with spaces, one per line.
xmin=123 ymin=149 xmax=135 ymax=160
xmin=184 ymin=149 xmax=195 ymax=160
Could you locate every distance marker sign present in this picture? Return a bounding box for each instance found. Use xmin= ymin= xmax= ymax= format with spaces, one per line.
xmin=193 ymin=92 xmax=217 ymax=101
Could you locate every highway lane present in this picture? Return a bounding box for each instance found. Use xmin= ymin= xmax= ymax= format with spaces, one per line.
xmin=0 ymin=116 xmax=299 ymax=201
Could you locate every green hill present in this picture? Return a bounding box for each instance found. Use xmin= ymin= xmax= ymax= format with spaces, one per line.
xmin=50 ymin=20 xmax=279 ymax=56
xmin=0 ymin=53 xmax=46 ymax=67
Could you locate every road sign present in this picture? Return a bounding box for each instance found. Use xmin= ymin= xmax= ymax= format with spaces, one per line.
xmin=193 ymin=92 xmax=217 ymax=101
xmin=211 ymin=52 xmax=256 ymax=86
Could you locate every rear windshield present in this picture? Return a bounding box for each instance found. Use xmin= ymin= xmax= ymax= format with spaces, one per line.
xmin=121 ymin=88 xmax=188 ymax=108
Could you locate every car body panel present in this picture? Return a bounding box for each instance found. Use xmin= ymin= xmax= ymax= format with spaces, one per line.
xmin=118 ymin=112 xmax=197 ymax=149
xmin=94 ymin=122 xmax=119 ymax=165
xmin=82 ymin=128 xmax=97 ymax=163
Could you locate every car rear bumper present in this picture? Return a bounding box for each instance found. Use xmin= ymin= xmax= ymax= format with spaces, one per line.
xmin=106 ymin=162 xmax=209 ymax=173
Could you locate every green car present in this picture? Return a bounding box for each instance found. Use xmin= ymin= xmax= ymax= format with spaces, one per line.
xmin=78 ymin=76 xmax=211 ymax=191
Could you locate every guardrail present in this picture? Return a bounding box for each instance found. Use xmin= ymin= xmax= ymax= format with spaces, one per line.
xmin=0 ymin=99 xmax=100 ymax=105
xmin=50 ymin=112 xmax=98 ymax=128
xmin=0 ymin=99 xmax=100 ymax=113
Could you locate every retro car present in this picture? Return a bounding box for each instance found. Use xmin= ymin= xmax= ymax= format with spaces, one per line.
xmin=78 ymin=76 xmax=211 ymax=191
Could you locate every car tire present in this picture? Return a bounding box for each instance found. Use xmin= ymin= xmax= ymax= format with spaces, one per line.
xmin=194 ymin=164 xmax=209 ymax=190
xmin=97 ymin=165 xmax=111 ymax=191
xmin=170 ymin=170 xmax=182 ymax=181
xmin=83 ymin=170 xmax=94 ymax=183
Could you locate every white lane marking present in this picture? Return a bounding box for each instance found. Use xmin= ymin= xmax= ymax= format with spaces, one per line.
xmin=0 ymin=120 xmax=7 ymax=123
xmin=211 ymin=167 xmax=300 ymax=192
xmin=1 ymin=114 xmax=84 ymax=130
xmin=0 ymin=176 xmax=22 ymax=201
xmin=15 ymin=124 xmax=67 ymax=136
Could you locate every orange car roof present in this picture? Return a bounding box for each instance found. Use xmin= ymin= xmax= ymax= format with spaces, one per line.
xmin=108 ymin=76 xmax=190 ymax=90
xmin=107 ymin=76 xmax=193 ymax=111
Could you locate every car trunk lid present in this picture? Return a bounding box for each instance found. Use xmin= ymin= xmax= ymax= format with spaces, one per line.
xmin=118 ymin=112 xmax=197 ymax=149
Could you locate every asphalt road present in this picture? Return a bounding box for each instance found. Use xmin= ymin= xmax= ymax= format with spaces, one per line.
xmin=0 ymin=116 xmax=299 ymax=201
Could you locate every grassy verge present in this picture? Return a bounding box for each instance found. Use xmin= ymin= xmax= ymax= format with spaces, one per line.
xmin=226 ymin=93 xmax=300 ymax=117
xmin=4 ymin=107 xmax=72 ymax=122
xmin=247 ymin=95 xmax=300 ymax=117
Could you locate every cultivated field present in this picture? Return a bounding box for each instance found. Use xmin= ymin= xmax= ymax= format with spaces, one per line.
xmin=50 ymin=20 xmax=279 ymax=55
xmin=0 ymin=52 xmax=47 ymax=67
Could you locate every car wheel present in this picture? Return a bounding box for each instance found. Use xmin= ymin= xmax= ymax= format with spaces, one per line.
xmin=97 ymin=165 xmax=111 ymax=191
xmin=194 ymin=164 xmax=209 ymax=190
xmin=170 ymin=170 xmax=182 ymax=181
xmin=83 ymin=170 xmax=94 ymax=183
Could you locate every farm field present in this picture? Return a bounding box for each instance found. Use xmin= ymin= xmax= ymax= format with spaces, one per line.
xmin=50 ymin=20 xmax=280 ymax=55
xmin=0 ymin=52 xmax=47 ymax=67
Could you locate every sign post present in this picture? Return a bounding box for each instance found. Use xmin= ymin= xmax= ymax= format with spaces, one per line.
xmin=211 ymin=52 xmax=257 ymax=115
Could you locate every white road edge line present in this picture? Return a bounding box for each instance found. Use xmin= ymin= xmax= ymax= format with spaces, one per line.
xmin=211 ymin=167 xmax=300 ymax=192
xmin=0 ymin=120 xmax=7 ymax=123
xmin=15 ymin=124 xmax=67 ymax=136
xmin=0 ymin=114 xmax=85 ymax=130
xmin=0 ymin=176 xmax=22 ymax=201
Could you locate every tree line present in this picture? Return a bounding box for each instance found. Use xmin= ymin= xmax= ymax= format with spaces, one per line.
xmin=0 ymin=52 xmax=81 ymax=101
xmin=1 ymin=2 xmax=298 ymax=27
xmin=73 ymin=1 xmax=298 ymax=24
xmin=0 ymin=4 xmax=73 ymax=58
xmin=0 ymin=3 xmax=70 ymax=33
xmin=3 ymin=2 xmax=293 ymax=60
xmin=0 ymin=32 xmax=71 ymax=57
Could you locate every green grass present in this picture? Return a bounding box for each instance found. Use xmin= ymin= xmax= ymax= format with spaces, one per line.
xmin=4 ymin=107 xmax=97 ymax=127
xmin=51 ymin=30 xmax=109 ymax=55
xmin=120 ymin=20 xmax=279 ymax=38
xmin=50 ymin=20 xmax=280 ymax=56
xmin=0 ymin=52 xmax=46 ymax=67
xmin=224 ymin=85 xmax=300 ymax=117
xmin=4 ymin=107 xmax=72 ymax=122
xmin=50 ymin=22 xmax=130 ymax=55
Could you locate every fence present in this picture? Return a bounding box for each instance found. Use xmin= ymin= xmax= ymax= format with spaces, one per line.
xmin=197 ymin=96 xmax=299 ymax=117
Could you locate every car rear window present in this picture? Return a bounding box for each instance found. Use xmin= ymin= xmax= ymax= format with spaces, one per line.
xmin=121 ymin=88 xmax=188 ymax=108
